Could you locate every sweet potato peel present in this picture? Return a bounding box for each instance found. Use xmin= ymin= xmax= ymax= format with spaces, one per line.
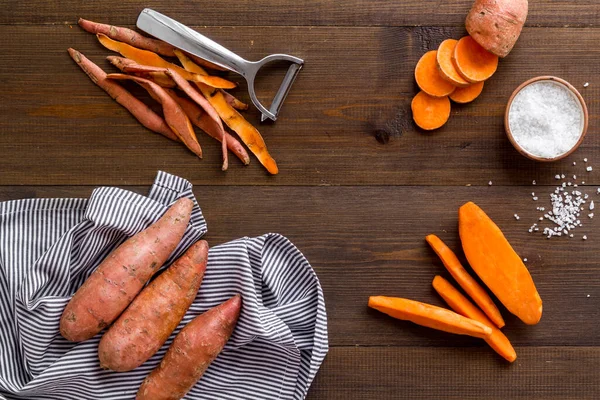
xmin=97 ymin=34 xmax=236 ymax=89
xmin=174 ymin=49 xmax=279 ymax=174
xmin=68 ymin=48 xmax=178 ymax=142
xmin=107 ymin=73 xmax=203 ymax=159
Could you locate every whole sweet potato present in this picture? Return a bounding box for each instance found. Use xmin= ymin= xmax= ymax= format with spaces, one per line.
xmin=465 ymin=0 xmax=528 ymax=58
xmin=59 ymin=198 xmax=193 ymax=342
xmin=98 ymin=240 xmax=209 ymax=371
xmin=136 ymin=295 xmax=242 ymax=400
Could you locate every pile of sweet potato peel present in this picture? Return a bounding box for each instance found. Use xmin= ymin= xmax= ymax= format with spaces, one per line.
xmin=70 ymin=19 xmax=278 ymax=174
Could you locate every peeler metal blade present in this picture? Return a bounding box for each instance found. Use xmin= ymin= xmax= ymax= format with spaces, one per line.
xmin=137 ymin=8 xmax=304 ymax=122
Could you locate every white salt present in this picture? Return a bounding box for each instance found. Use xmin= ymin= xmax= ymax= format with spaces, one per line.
xmin=508 ymin=81 xmax=584 ymax=159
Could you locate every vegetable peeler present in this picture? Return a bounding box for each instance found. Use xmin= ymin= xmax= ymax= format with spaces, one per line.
xmin=137 ymin=8 xmax=304 ymax=122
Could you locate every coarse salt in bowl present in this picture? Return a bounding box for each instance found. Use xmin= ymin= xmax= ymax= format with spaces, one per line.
xmin=505 ymin=76 xmax=588 ymax=162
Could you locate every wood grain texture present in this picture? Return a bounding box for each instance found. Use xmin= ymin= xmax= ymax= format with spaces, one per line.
xmin=0 ymin=25 xmax=598 ymax=185
xmin=2 ymin=0 xmax=600 ymax=27
xmin=2 ymin=186 xmax=599 ymax=348
xmin=307 ymin=347 xmax=600 ymax=399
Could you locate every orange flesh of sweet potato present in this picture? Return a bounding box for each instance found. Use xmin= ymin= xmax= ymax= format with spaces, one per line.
xmin=411 ymin=91 xmax=451 ymax=131
xmin=167 ymin=89 xmax=250 ymax=166
xmin=465 ymin=0 xmax=528 ymax=58
xmin=96 ymin=34 xmax=236 ymax=89
xmin=436 ymin=39 xmax=470 ymax=88
xmin=449 ymin=81 xmax=485 ymax=104
xmin=68 ymin=49 xmax=178 ymax=142
xmin=452 ymin=36 xmax=498 ymax=83
xmin=174 ymin=49 xmax=279 ymax=175
xmin=426 ymin=234 xmax=505 ymax=328
xmin=433 ymin=276 xmax=517 ymax=362
xmin=368 ymin=296 xmax=492 ymax=339
xmin=98 ymin=240 xmax=209 ymax=372
xmin=59 ymin=198 xmax=193 ymax=342
xmin=415 ymin=50 xmax=456 ymax=97
xmin=136 ymin=295 xmax=242 ymax=400
xmin=459 ymin=202 xmax=543 ymax=325
xmin=106 ymin=73 xmax=203 ymax=159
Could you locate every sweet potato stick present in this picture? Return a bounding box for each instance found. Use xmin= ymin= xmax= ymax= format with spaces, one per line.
xmin=167 ymin=89 xmax=250 ymax=166
xmin=368 ymin=296 xmax=492 ymax=339
xmin=67 ymin=48 xmax=178 ymax=142
xmin=107 ymin=56 xmax=176 ymax=88
xmin=174 ymin=50 xmax=279 ymax=175
xmin=97 ymin=34 xmax=236 ymax=89
xmin=433 ymin=276 xmax=517 ymax=362
xmin=79 ymin=18 xmax=177 ymax=57
xmin=106 ymin=73 xmax=202 ymax=159
xmin=426 ymin=234 xmax=505 ymax=328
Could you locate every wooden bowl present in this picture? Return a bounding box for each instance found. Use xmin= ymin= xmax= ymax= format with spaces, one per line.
xmin=504 ymin=76 xmax=589 ymax=162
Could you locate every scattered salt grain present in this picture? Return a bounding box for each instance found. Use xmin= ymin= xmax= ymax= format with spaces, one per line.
xmin=583 ymin=235 xmax=588 ymax=240
xmin=488 ymin=181 xmax=493 ymax=186
xmin=573 ymin=162 xmax=577 ymax=166
xmin=587 ymin=294 xmax=591 ymax=298
xmin=533 ymin=197 xmax=538 ymax=201
xmin=589 ymin=213 xmax=594 ymax=219
xmin=587 ymin=166 xmax=593 ymax=172
xmin=591 ymin=201 xmax=595 ymax=210
xmin=584 ymin=158 xmax=588 ymax=162
xmin=570 ymin=234 xmax=574 ymax=238
xmin=523 ymin=258 xmax=528 ymax=262
xmin=562 ymin=174 xmax=566 ymax=179
xmin=584 ymin=82 xmax=590 ymax=88
xmin=555 ymin=175 xmax=561 ymax=180
xmin=533 ymin=180 xmax=537 ymax=185
xmin=514 ymin=214 xmax=520 ymax=220
xmin=573 ymin=175 xmax=577 ymax=180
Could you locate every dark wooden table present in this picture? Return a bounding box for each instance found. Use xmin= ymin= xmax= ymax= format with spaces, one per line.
xmin=2 ymin=1 xmax=600 ymax=399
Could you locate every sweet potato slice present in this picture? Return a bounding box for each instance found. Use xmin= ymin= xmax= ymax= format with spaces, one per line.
xmin=452 ymin=36 xmax=498 ymax=83
xmin=411 ymin=91 xmax=451 ymax=131
xmin=415 ymin=50 xmax=456 ymax=97
xmin=437 ymin=39 xmax=470 ymax=88
xmin=459 ymin=202 xmax=543 ymax=325
xmin=449 ymin=81 xmax=485 ymax=104
xmin=369 ymin=296 xmax=492 ymax=339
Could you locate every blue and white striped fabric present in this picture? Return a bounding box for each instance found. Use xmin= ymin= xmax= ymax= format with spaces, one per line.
xmin=0 ymin=171 xmax=328 ymax=400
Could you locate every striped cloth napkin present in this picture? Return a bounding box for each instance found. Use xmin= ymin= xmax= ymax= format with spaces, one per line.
xmin=0 ymin=171 xmax=328 ymax=400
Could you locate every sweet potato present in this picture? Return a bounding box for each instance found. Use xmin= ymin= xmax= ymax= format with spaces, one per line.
xmin=99 ymin=240 xmax=209 ymax=372
xmin=222 ymin=91 xmax=249 ymax=111
xmin=465 ymin=0 xmax=528 ymax=58
xmin=433 ymin=276 xmax=517 ymax=362
xmin=60 ymin=198 xmax=193 ymax=342
xmin=67 ymin=49 xmax=178 ymax=142
xmin=426 ymin=234 xmax=505 ymax=328
xmin=136 ymin=295 xmax=242 ymax=400
xmin=459 ymin=202 xmax=543 ymax=325
xmin=449 ymin=81 xmax=485 ymax=104
xmin=452 ymin=36 xmax=498 ymax=83
xmin=436 ymin=39 xmax=470 ymax=88
xmin=97 ymin=34 xmax=236 ymax=89
xmin=106 ymin=73 xmax=203 ymax=159
xmin=411 ymin=91 xmax=451 ymax=130
xmin=415 ymin=50 xmax=456 ymax=98
xmin=174 ymin=49 xmax=279 ymax=175
xmin=79 ymin=18 xmax=177 ymax=57
xmin=167 ymin=89 xmax=251 ymax=166
xmin=368 ymin=296 xmax=492 ymax=339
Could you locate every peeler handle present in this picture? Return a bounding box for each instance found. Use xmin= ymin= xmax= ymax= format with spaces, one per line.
xmin=137 ymin=9 xmax=250 ymax=76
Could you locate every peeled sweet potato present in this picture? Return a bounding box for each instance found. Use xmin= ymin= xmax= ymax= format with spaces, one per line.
xmin=136 ymin=295 xmax=242 ymax=400
xmin=59 ymin=198 xmax=193 ymax=342
xmin=465 ymin=0 xmax=528 ymax=58
xmin=98 ymin=240 xmax=208 ymax=372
